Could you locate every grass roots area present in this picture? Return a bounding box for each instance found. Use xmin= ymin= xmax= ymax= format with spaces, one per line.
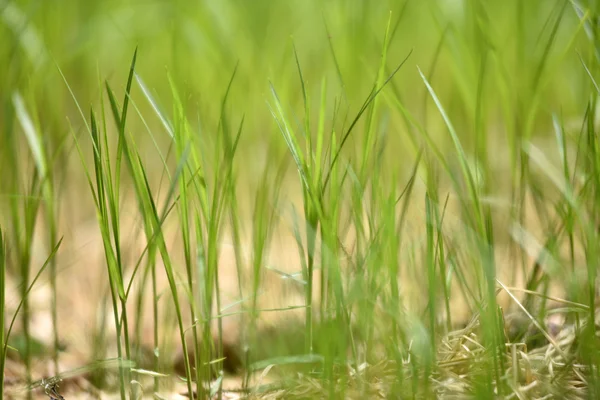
xmin=2 ymin=0 xmax=600 ymax=399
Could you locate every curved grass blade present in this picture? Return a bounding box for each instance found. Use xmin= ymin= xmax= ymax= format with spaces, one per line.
xmin=3 ymin=238 xmax=63 ymax=359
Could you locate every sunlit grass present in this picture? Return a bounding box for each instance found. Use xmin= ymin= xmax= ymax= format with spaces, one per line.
xmin=2 ymin=0 xmax=600 ymax=399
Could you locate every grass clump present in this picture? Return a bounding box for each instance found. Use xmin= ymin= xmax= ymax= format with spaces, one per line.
xmin=2 ymin=0 xmax=600 ymax=399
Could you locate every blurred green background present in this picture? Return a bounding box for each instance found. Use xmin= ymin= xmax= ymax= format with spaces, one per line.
xmin=2 ymin=0 xmax=600 ymax=397
xmin=2 ymin=0 xmax=595 ymax=250
xmin=1 ymin=0 xmax=591 ymax=168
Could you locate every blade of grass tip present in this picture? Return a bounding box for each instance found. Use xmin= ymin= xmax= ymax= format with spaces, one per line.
xmin=268 ymin=83 xmax=306 ymax=173
xmin=323 ymin=16 xmax=347 ymax=101
xmin=421 ymin=25 xmax=449 ymax=130
xmin=315 ymin=77 xmax=327 ymax=184
xmin=361 ymin=11 xmax=393 ymax=173
xmin=268 ymin=83 xmax=316 ymax=211
xmin=226 ymin=115 xmax=244 ymax=168
xmin=104 ymin=84 xmax=128 ymax=271
xmin=90 ymin=109 xmax=126 ymax=301
xmin=12 ymin=93 xmax=47 ymax=178
xmin=98 ymin=72 xmax=117 ymax=210
xmin=130 ymin=368 xmax=169 ymax=378
xmin=105 ymin=47 xmax=138 ymax=236
xmin=326 ymin=96 xmax=350 ymax=170
xmin=531 ymin=0 xmax=567 ymax=94
xmin=323 ymin=49 xmax=413 ymax=191
xmin=418 ymin=67 xmax=483 ymax=231
xmin=293 ymin=42 xmax=312 ymax=158
xmin=293 ymin=42 xmax=307 ymax=111
xmin=388 ymin=0 xmax=410 ymax=51
xmin=292 ymin=43 xmax=317 ymax=173
xmin=135 ymin=73 xmax=174 ymax=138
xmin=578 ymin=52 xmax=600 ymax=95
xmin=55 ymin=60 xmax=91 ymax=134
xmin=121 ymin=47 xmax=138 ymax=132
xmin=129 ymin=94 xmax=172 ymax=182
xmin=217 ymin=61 xmax=239 ymax=150
xmin=571 ymin=0 xmax=600 ymax=62
xmin=68 ymin=119 xmax=101 ymax=209
xmin=394 ymin=83 xmax=477 ymax=230
xmin=105 ymin=82 xmax=123 ymax=186
xmin=168 ymin=73 xmax=208 ymax=218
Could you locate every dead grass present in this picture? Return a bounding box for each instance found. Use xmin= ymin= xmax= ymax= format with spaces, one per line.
xmin=247 ymin=310 xmax=590 ymax=399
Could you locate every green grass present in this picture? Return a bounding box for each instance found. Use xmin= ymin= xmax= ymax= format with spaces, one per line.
xmin=2 ymin=0 xmax=600 ymax=398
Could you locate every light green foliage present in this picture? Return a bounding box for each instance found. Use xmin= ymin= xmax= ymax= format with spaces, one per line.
xmin=1 ymin=0 xmax=600 ymax=398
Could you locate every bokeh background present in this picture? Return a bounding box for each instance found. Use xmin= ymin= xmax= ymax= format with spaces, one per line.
xmin=2 ymin=0 xmax=600 ymax=398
